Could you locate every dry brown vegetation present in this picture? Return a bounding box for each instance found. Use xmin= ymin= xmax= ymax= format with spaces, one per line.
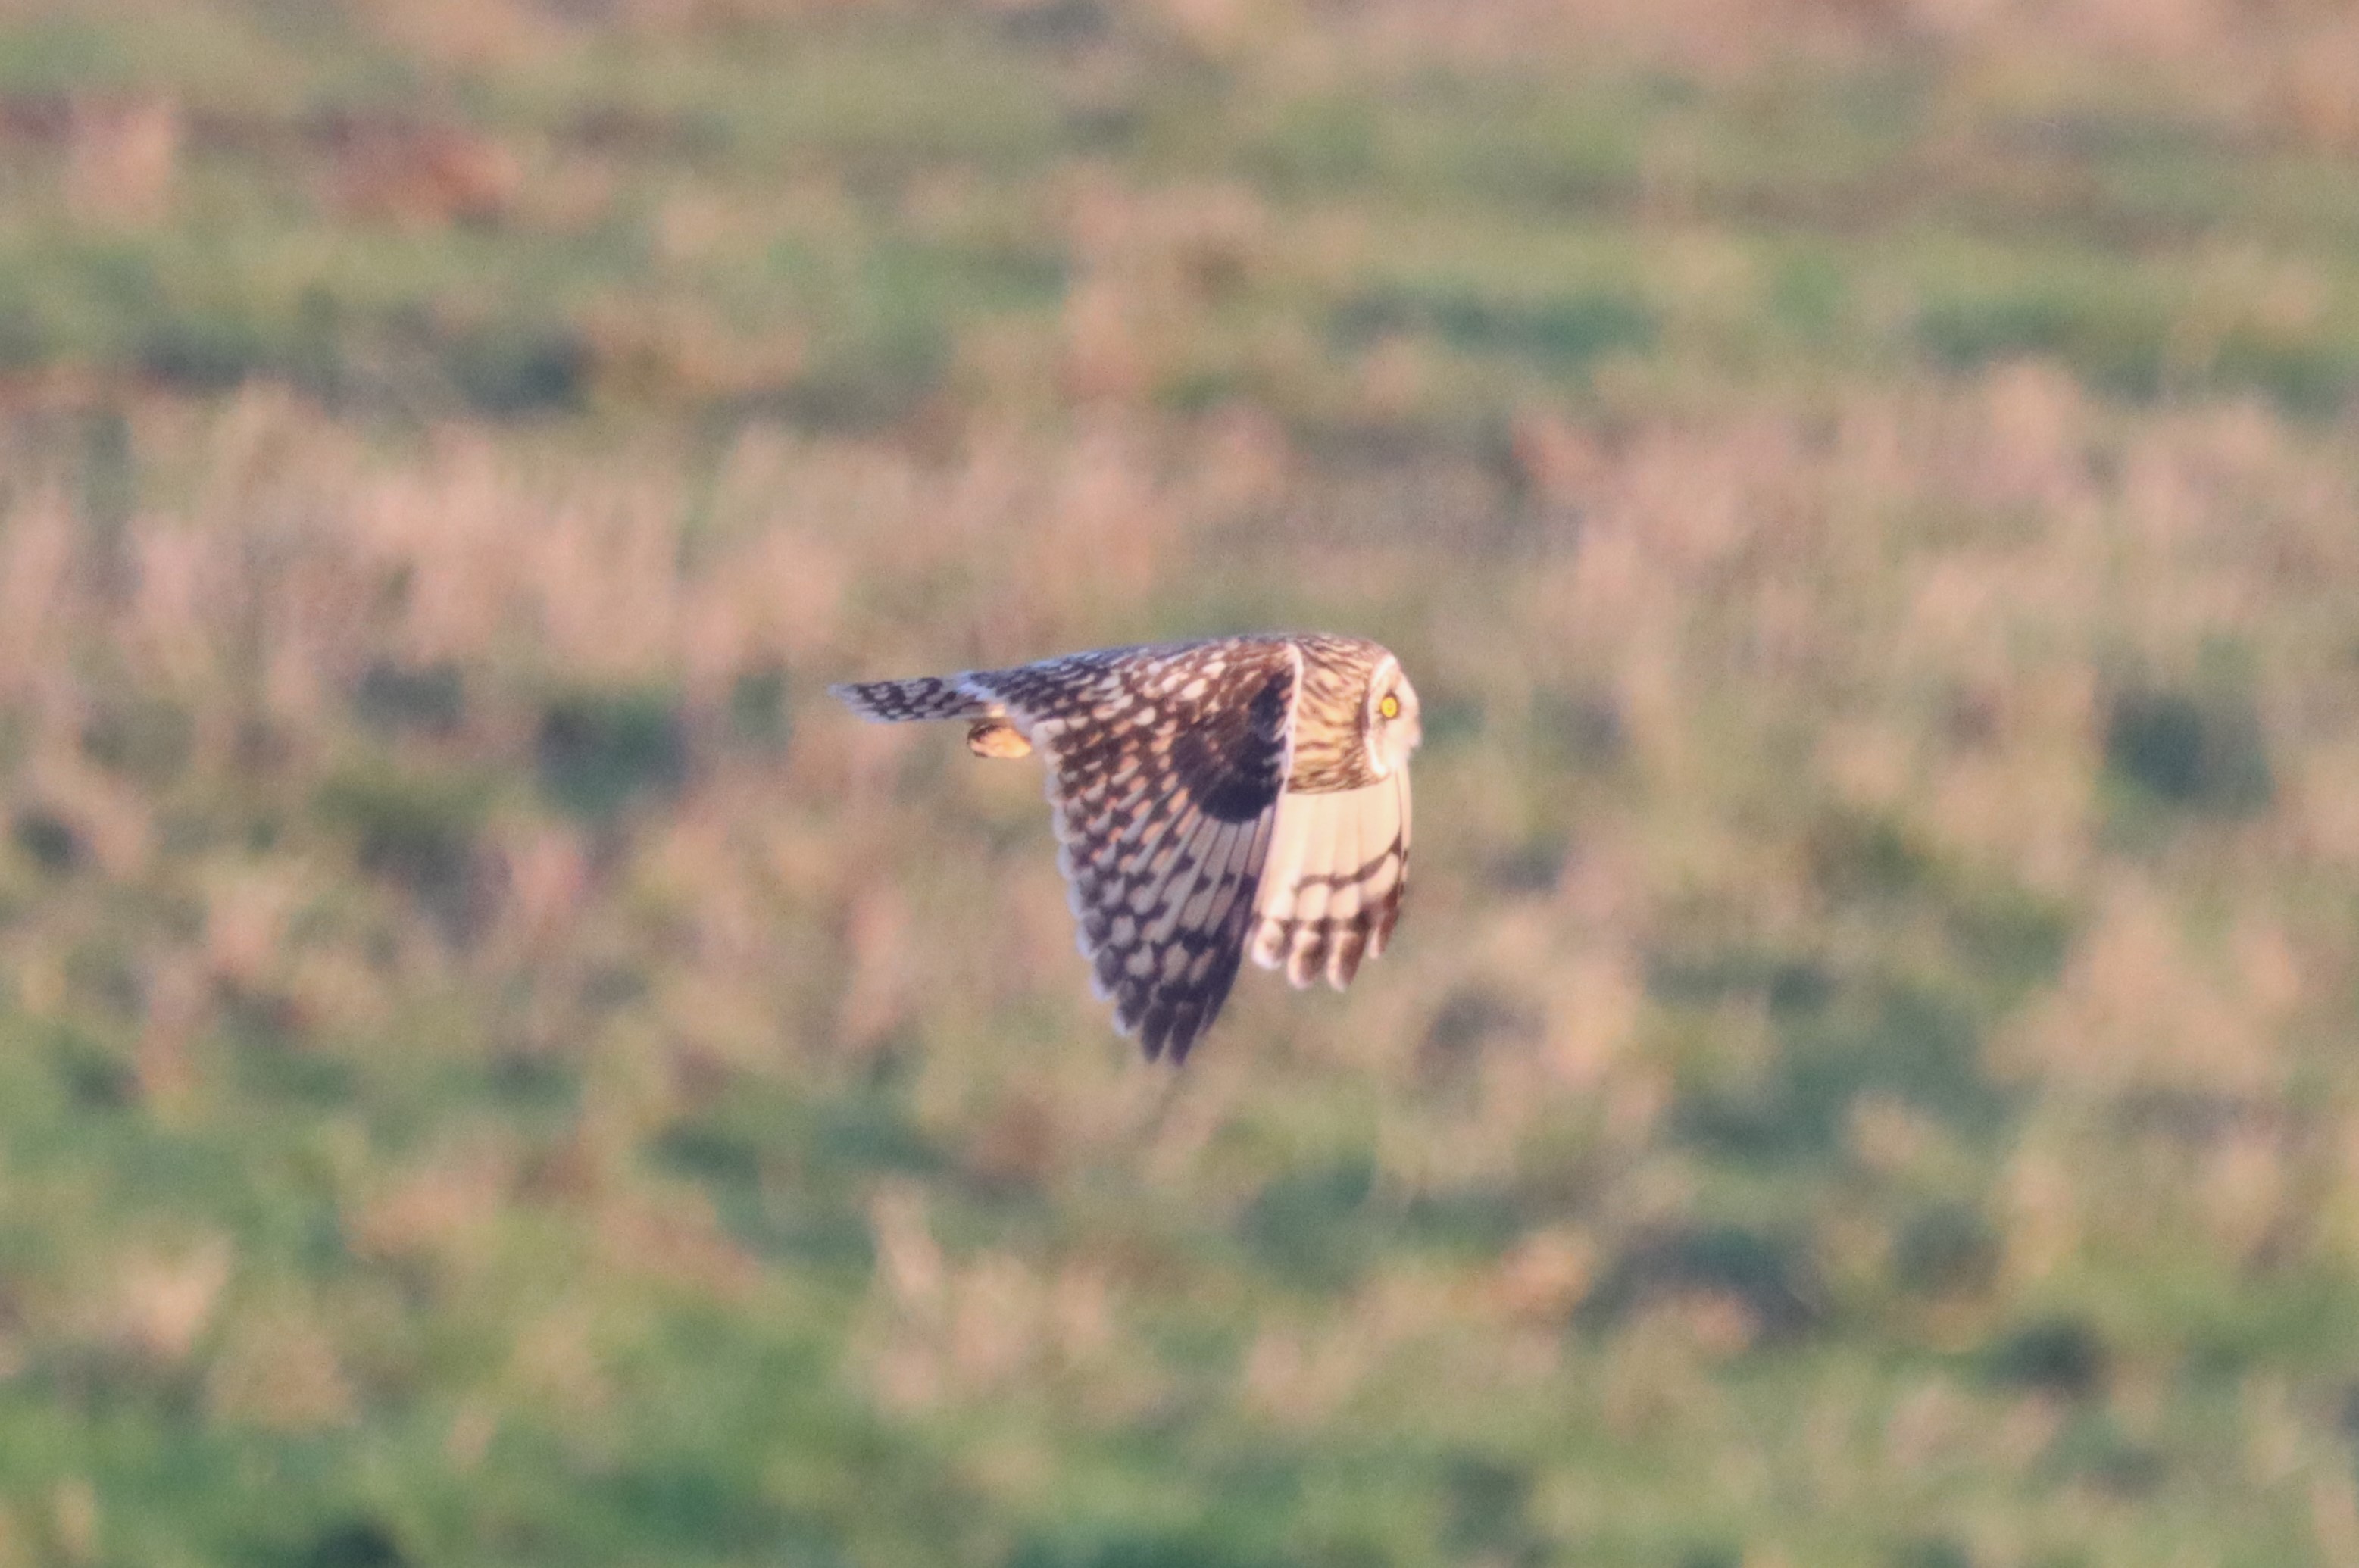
xmin=0 ymin=2 xmax=2356 ymax=1566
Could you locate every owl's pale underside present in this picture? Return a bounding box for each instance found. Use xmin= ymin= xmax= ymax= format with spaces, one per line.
xmin=831 ymin=635 xmax=1421 ymax=1063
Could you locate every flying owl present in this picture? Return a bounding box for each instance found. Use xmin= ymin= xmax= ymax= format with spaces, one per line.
xmin=831 ymin=635 xmax=1421 ymax=1062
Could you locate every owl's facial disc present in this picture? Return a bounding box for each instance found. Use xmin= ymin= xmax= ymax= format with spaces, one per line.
xmin=1364 ymin=665 xmax=1422 ymax=776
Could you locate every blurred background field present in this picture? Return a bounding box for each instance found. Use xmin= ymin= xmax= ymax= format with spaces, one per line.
xmin=1 ymin=1 xmax=2358 ymax=1563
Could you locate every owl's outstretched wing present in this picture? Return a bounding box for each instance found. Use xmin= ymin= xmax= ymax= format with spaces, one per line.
xmin=1248 ymin=767 xmax=1411 ymax=991
xmin=968 ymin=641 xmax=1297 ymax=1063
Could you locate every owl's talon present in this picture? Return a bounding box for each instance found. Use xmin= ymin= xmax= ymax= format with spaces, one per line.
xmin=966 ymin=720 xmax=1033 ymax=759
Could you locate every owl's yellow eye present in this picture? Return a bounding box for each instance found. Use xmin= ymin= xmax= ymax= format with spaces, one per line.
xmin=1378 ymin=693 xmax=1401 ymax=720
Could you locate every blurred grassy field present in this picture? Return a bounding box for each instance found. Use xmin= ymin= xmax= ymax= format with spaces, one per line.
xmin=2 ymin=1 xmax=2359 ymax=1564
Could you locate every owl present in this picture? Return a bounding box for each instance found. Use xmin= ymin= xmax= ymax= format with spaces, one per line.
xmin=832 ymin=635 xmax=1421 ymax=1062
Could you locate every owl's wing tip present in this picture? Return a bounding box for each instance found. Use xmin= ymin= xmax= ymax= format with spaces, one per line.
xmin=827 ymin=680 xmax=895 ymax=721
xmin=1136 ymin=1022 xmax=1203 ymax=1065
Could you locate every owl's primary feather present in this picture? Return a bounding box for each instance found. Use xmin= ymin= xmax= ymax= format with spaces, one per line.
xmin=830 ymin=634 xmax=1419 ymax=1062
xmin=1247 ymin=771 xmax=1411 ymax=989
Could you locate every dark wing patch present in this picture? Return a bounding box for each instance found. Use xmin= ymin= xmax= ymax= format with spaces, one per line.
xmin=1171 ymin=667 xmax=1293 ymax=821
xmin=968 ymin=641 xmax=1295 ymax=1063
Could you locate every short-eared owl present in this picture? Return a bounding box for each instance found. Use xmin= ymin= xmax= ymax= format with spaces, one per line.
xmin=832 ymin=635 xmax=1420 ymax=1062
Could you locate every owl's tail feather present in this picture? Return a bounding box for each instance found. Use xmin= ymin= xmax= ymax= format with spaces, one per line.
xmin=830 ymin=676 xmax=993 ymax=723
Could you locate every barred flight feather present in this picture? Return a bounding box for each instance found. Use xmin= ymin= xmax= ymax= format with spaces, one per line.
xmin=1247 ymin=777 xmax=1410 ymax=992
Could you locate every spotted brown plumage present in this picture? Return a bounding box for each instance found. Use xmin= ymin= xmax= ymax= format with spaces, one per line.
xmin=830 ymin=635 xmax=1420 ymax=1062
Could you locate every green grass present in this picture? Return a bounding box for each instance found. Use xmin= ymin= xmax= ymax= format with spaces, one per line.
xmin=0 ymin=1 xmax=2355 ymax=1564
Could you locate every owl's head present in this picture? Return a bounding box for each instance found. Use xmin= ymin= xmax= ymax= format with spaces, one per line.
xmin=1363 ymin=657 xmax=1422 ymax=777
